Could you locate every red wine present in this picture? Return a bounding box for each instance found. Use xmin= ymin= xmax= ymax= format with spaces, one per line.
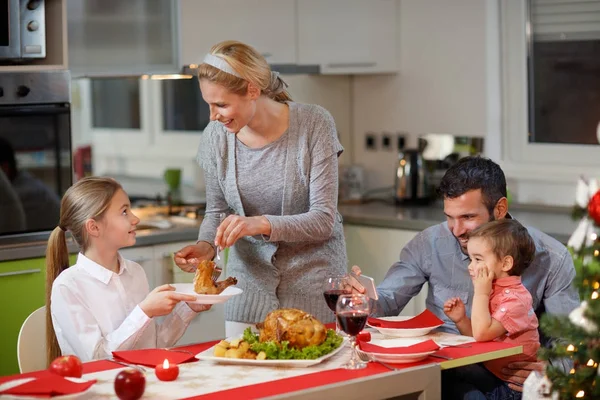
xmin=323 ymin=290 xmax=347 ymax=312
xmin=337 ymin=311 xmax=368 ymax=336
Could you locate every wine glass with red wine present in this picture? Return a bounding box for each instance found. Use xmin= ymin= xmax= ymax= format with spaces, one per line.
xmin=336 ymin=293 xmax=370 ymax=370
xmin=323 ymin=276 xmax=351 ymax=333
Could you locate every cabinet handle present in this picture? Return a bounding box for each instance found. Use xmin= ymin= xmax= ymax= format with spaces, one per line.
xmin=262 ymin=52 xmax=272 ymax=59
xmin=0 ymin=268 xmax=41 ymax=277
xmin=326 ymin=62 xmax=377 ymax=69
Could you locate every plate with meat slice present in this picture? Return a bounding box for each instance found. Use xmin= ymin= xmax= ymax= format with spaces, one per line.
xmin=172 ymin=260 xmax=242 ymax=304
xmin=172 ymin=283 xmax=242 ymax=304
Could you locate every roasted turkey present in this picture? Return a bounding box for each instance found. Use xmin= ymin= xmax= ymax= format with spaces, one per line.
xmin=256 ymin=308 xmax=327 ymax=349
xmin=193 ymin=260 xmax=237 ymax=295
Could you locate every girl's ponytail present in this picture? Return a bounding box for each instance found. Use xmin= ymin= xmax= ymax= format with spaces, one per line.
xmin=45 ymin=226 xmax=69 ymax=365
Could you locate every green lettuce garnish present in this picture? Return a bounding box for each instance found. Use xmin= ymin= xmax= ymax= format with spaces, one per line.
xmin=242 ymin=327 xmax=343 ymax=360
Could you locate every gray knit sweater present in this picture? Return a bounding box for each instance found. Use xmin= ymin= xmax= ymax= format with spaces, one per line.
xmin=196 ymin=102 xmax=347 ymax=324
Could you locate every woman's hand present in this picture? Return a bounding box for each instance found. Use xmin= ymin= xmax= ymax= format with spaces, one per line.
xmin=139 ymin=285 xmax=196 ymax=318
xmin=215 ymin=215 xmax=271 ymax=249
xmin=174 ymin=242 xmax=215 ymax=272
xmin=444 ymin=297 xmax=466 ymax=323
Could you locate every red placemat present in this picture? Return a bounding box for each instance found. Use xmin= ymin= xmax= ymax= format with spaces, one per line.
xmin=368 ymin=310 xmax=443 ymax=329
xmin=0 ymin=375 xmax=96 ymax=397
xmin=112 ymin=348 xmax=197 ymax=367
xmin=359 ymin=339 xmax=440 ymax=354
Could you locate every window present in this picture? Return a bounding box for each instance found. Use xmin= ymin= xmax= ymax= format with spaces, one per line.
xmin=499 ymin=1 xmax=600 ymax=177
xmin=91 ymin=78 xmax=141 ymax=129
xmin=528 ymin=0 xmax=600 ymax=145
xmin=161 ymin=77 xmax=210 ymax=132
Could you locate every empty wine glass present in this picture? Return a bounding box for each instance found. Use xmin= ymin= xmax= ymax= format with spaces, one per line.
xmin=336 ymin=293 xmax=370 ymax=370
xmin=323 ymin=275 xmax=351 ymax=333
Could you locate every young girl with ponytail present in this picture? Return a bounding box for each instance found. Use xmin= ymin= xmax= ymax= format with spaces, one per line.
xmin=46 ymin=177 xmax=208 ymax=364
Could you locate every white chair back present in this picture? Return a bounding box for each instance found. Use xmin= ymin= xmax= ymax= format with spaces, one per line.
xmin=17 ymin=306 xmax=47 ymax=373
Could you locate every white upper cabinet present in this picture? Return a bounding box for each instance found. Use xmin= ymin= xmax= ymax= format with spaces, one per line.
xmin=297 ymin=0 xmax=398 ymax=74
xmin=67 ymin=0 xmax=178 ymax=77
xmin=179 ymin=0 xmax=297 ymax=66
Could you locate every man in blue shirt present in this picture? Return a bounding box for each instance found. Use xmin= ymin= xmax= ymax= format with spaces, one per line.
xmin=353 ymin=156 xmax=579 ymax=395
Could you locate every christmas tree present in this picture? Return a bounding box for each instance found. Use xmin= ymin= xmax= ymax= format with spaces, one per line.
xmin=537 ymin=178 xmax=600 ymax=400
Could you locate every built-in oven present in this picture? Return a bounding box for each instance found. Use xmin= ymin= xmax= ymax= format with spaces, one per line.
xmin=0 ymin=70 xmax=71 ymax=239
xmin=0 ymin=0 xmax=46 ymax=61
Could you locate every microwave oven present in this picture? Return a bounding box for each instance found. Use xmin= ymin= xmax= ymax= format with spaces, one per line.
xmin=0 ymin=0 xmax=46 ymax=61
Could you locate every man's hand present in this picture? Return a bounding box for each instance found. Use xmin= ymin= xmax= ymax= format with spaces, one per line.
xmin=500 ymin=361 xmax=546 ymax=392
xmin=473 ymin=265 xmax=493 ymax=295
xmin=348 ymin=265 xmax=366 ymax=294
xmin=443 ymin=297 xmax=466 ymax=323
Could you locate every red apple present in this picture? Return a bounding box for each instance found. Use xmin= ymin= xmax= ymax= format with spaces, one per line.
xmin=49 ymin=355 xmax=83 ymax=378
xmin=114 ymin=368 xmax=146 ymax=400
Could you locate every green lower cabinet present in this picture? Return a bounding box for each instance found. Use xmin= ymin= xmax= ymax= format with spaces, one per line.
xmin=0 ymin=255 xmax=76 ymax=377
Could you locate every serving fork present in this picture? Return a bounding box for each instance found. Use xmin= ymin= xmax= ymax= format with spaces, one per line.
xmin=211 ymin=212 xmax=226 ymax=282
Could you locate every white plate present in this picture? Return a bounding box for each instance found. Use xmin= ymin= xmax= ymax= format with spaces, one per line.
xmin=0 ymin=377 xmax=94 ymax=399
xmin=360 ymin=336 xmax=439 ymax=364
xmin=367 ymin=316 xmax=443 ymax=338
xmin=172 ymin=283 xmax=243 ymax=304
xmin=367 ymin=350 xmax=437 ymax=364
xmin=196 ymin=338 xmax=347 ymax=368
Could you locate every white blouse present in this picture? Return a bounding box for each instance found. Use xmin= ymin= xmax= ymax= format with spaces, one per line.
xmin=50 ymin=253 xmax=196 ymax=362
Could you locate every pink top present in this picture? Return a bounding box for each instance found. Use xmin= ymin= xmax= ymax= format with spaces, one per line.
xmin=483 ymin=276 xmax=540 ymax=380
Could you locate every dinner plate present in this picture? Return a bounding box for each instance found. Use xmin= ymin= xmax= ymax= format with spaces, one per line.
xmin=366 ymin=349 xmax=437 ymax=364
xmin=0 ymin=377 xmax=94 ymax=399
xmin=172 ymin=283 xmax=243 ymax=304
xmin=196 ymin=338 xmax=347 ymax=368
xmin=359 ymin=336 xmax=438 ymax=364
xmin=367 ymin=316 xmax=443 ymax=338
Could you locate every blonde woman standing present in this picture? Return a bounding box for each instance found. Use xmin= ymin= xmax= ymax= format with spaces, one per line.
xmin=175 ymin=40 xmax=347 ymax=336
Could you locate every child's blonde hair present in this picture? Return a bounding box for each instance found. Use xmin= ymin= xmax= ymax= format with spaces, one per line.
xmin=198 ymin=40 xmax=292 ymax=103
xmin=45 ymin=177 xmax=123 ymax=365
xmin=468 ymin=219 xmax=536 ymax=276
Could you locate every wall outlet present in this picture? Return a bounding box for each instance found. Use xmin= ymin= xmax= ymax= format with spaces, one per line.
xmin=365 ymin=132 xmax=377 ymax=150
xmin=381 ymin=132 xmax=393 ymax=151
xmin=396 ymin=134 xmax=406 ymax=152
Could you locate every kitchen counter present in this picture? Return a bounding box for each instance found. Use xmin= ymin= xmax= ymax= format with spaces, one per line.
xmin=0 ymin=202 xmax=577 ymax=262
xmin=338 ymin=201 xmax=577 ymax=245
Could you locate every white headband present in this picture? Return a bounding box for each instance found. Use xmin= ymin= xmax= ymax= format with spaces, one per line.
xmin=202 ymin=54 xmax=242 ymax=78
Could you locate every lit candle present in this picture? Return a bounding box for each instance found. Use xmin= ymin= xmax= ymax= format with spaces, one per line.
xmin=155 ymin=359 xmax=179 ymax=381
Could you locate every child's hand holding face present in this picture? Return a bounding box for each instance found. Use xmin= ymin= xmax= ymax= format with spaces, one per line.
xmin=443 ymin=297 xmax=466 ymax=323
xmin=473 ymin=265 xmax=494 ymax=295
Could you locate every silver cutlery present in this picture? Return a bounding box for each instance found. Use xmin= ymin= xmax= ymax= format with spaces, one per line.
xmin=212 ymin=212 xmax=226 ymax=282
xmin=108 ymin=359 xmax=148 ymax=372
xmin=355 ymin=349 xmax=398 ymax=371
xmin=429 ymin=353 xmax=453 ymax=360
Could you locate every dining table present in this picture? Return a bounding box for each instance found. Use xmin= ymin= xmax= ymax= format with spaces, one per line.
xmin=0 ymin=329 xmax=522 ymax=400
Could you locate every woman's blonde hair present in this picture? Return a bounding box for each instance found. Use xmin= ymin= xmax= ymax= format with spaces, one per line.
xmin=198 ymin=40 xmax=292 ymax=103
xmin=45 ymin=177 xmax=123 ymax=365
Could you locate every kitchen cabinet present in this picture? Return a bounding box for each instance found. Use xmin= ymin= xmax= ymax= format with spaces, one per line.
xmin=66 ymin=0 xmax=178 ymax=77
xmin=297 ymin=0 xmax=398 ymax=74
xmin=343 ymin=224 xmax=428 ymax=316
xmin=0 ymin=258 xmax=46 ymax=376
xmin=0 ymin=254 xmax=76 ymax=376
xmin=179 ymin=0 xmax=297 ymax=66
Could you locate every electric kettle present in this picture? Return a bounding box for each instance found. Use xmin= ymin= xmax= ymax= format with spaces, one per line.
xmin=394 ymin=148 xmax=430 ymax=204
